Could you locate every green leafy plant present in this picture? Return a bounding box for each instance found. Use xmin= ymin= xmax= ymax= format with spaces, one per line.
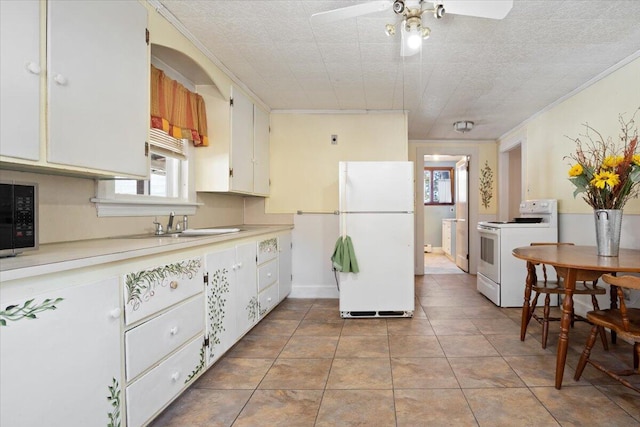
xmin=246 ymin=296 xmax=260 ymax=322
xmin=185 ymin=345 xmax=206 ymax=384
xmin=207 ymin=268 xmax=230 ymax=360
xmin=0 ymin=297 xmax=64 ymax=326
xmin=125 ymin=258 xmax=202 ymax=310
xmin=479 ymin=160 xmax=494 ymax=209
xmin=565 ymin=109 xmax=640 ymax=210
xmin=107 ymin=378 xmax=121 ymax=427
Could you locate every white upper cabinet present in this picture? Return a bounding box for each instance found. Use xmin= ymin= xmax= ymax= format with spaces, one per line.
xmin=230 ymin=89 xmax=255 ymax=193
xmin=0 ymin=0 xmax=41 ymax=161
xmin=47 ymin=0 xmax=148 ymax=176
xmin=196 ymin=86 xmax=270 ymax=196
xmin=253 ymin=104 xmax=270 ymax=196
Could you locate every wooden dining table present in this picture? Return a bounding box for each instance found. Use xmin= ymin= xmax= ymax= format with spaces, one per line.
xmin=512 ymin=245 xmax=640 ymax=389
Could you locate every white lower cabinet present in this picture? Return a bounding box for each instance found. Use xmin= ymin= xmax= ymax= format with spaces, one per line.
xmin=0 ymin=277 xmax=122 ymax=427
xmin=204 ymin=242 xmax=257 ymax=366
xmin=123 ymin=257 xmax=206 ymax=427
xmin=0 ymin=230 xmax=293 ymax=427
xmin=125 ymin=296 xmax=204 ymax=381
xmin=126 ymin=336 xmax=204 ymax=427
xmin=278 ymin=233 xmax=293 ymax=300
xmin=257 ymin=237 xmax=279 ymax=317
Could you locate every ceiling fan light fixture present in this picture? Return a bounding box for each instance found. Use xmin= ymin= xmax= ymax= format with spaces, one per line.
xmin=405 ymin=23 xmax=422 ymax=50
xmin=385 ymin=23 xmax=396 ymax=36
xmin=453 ymin=121 xmax=474 ymax=133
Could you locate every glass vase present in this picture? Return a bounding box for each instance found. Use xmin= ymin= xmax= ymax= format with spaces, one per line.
xmin=594 ymin=209 xmax=623 ymax=257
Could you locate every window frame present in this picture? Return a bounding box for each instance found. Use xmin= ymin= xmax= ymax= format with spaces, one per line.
xmin=424 ymin=166 xmax=455 ymax=206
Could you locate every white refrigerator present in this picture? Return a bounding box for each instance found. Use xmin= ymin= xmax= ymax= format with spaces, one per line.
xmin=338 ymin=161 xmax=415 ymax=317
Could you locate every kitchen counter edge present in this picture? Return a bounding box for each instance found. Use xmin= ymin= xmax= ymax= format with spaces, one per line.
xmin=0 ymin=225 xmax=293 ymax=282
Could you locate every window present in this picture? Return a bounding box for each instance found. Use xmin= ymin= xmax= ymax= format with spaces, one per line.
xmin=115 ymin=129 xmax=186 ymax=198
xmin=92 ymin=59 xmax=205 ymax=217
xmin=424 ymin=167 xmax=454 ymax=205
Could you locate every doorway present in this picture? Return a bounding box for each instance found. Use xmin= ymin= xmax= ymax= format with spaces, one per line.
xmin=414 ymin=145 xmax=480 ymax=276
xmin=498 ymin=138 xmax=525 ymax=220
xmin=422 ymin=155 xmax=465 ymax=273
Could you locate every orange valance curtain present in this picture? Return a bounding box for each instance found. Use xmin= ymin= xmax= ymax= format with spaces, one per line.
xmin=150 ymin=65 xmax=209 ymax=147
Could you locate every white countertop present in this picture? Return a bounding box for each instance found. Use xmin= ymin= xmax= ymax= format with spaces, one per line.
xmin=0 ymin=225 xmax=292 ymax=282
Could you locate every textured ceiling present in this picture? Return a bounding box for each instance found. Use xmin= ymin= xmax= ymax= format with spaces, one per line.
xmin=157 ymin=0 xmax=640 ymax=140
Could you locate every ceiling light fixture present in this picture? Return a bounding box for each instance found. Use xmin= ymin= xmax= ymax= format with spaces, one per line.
xmin=453 ymin=121 xmax=474 ymax=133
xmin=385 ymin=23 xmax=396 ymax=36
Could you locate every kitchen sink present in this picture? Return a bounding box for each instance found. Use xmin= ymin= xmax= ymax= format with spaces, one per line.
xmin=115 ymin=228 xmax=242 ymax=239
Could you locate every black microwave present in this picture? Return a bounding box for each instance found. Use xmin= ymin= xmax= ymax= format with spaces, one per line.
xmin=0 ymin=181 xmax=38 ymax=257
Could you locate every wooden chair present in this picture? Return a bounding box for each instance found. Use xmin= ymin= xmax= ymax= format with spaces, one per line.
xmin=574 ymin=274 xmax=640 ymax=393
xmin=521 ymin=242 xmax=608 ymax=349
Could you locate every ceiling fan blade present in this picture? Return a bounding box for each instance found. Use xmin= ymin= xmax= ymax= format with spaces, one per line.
xmin=441 ymin=0 xmax=513 ymax=20
xmin=311 ymin=1 xmax=392 ymax=25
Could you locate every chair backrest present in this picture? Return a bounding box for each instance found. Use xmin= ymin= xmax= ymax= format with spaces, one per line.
xmin=601 ymin=274 xmax=640 ymax=333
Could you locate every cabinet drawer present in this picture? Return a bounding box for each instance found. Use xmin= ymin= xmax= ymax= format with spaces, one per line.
xmin=125 ymin=295 xmax=204 ymax=381
xmin=126 ymin=336 xmax=204 ymax=427
xmin=259 ymin=282 xmax=279 ymax=316
xmin=257 ymin=259 xmax=277 ymax=292
xmin=257 ymin=237 xmax=278 ymax=264
xmin=124 ymin=257 xmax=203 ymax=325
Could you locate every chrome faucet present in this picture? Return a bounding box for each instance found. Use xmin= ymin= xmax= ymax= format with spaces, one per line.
xmin=153 ymin=218 xmax=164 ymax=235
xmin=166 ymin=211 xmax=175 ymax=233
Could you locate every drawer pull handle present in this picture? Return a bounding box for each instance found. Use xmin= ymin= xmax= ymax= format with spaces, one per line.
xmin=267 ymin=297 xmax=272 ymax=302
xmin=170 ymin=326 xmax=179 ymax=335
xmin=109 ymin=308 xmax=122 ymax=319
xmin=237 ymin=262 xmax=243 ymax=269
xmin=169 ymin=280 xmax=179 ymax=289
xmin=53 ymin=73 xmax=67 ymax=85
xmin=171 ymin=372 xmax=180 ymax=382
xmin=267 ymin=273 xmax=272 ymax=277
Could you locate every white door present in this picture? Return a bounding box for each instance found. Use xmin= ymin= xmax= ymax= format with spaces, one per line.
xmin=340 ymin=162 xmax=414 ymax=212
xmin=47 ymin=0 xmax=148 ymax=176
xmin=0 ymin=0 xmax=40 ymax=161
xmin=205 ymin=248 xmax=238 ymax=366
xmin=235 ymin=242 xmax=258 ymax=335
xmin=230 ymin=88 xmax=254 ymax=193
xmin=339 ymin=213 xmax=414 ymax=312
xmin=455 ymin=157 xmax=469 ymax=272
xmin=0 ymin=277 xmax=122 ymax=427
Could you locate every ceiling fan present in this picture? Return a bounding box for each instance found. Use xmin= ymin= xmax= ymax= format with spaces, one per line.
xmin=311 ymin=1 xmax=513 ymax=56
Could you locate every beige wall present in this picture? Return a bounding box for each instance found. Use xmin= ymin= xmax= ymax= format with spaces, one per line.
xmin=501 ymin=57 xmax=640 ymax=214
xmin=0 ymin=169 xmax=245 ymax=244
xmin=266 ymin=112 xmax=408 ymax=214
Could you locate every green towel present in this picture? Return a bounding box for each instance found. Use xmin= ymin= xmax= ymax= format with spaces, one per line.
xmin=331 ymin=236 xmax=359 ymax=273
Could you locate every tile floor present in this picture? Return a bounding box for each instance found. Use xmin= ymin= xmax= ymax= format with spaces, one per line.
xmin=151 ymin=271 xmax=640 ymax=427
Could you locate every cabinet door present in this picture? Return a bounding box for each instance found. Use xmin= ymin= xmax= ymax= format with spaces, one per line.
xmin=47 ymin=1 xmax=148 ymax=176
xmin=0 ymin=0 xmax=40 ymax=161
xmin=278 ymin=233 xmax=293 ymax=301
xmin=230 ymin=88 xmax=254 ymax=193
xmin=205 ymin=247 xmax=237 ymax=366
xmin=253 ymin=104 xmax=270 ymax=195
xmin=0 ymin=277 xmax=122 ymax=427
xmin=235 ymin=242 xmax=258 ymax=335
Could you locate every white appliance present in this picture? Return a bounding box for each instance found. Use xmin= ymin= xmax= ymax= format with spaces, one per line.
xmin=338 ymin=161 xmax=415 ymax=318
xmin=477 ymin=199 xmax=558 ymax=307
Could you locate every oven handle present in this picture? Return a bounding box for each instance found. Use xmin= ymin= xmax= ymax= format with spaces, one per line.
xmin=477 ymin=225 xmax=500 ymax=235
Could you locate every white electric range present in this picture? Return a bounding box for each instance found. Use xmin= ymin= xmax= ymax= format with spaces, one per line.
xmin=477 ymin=199 xmax=558 ymax=307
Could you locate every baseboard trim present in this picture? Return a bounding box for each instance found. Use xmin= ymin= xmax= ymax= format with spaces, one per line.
xmin=289 ymin=284 xmax=339 ymax=299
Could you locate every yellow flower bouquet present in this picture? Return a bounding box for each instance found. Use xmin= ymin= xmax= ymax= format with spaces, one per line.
xmin=565 ymin=110 xmax=640 ymax=210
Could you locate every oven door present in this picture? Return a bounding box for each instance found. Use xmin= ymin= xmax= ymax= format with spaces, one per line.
xmin=477 ymin=224 xmax=500 ymax=284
